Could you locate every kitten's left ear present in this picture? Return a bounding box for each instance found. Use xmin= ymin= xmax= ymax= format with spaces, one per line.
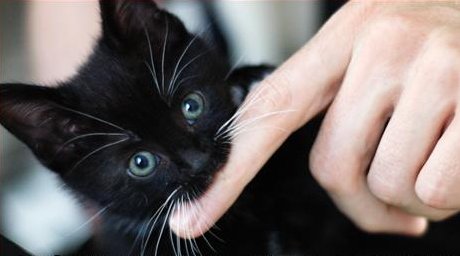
xmin=100 ymin=0 xmax=188 ymax=49
xmin=226 ymin=65 xmax=275 ymax=106
xmin=0 ymin=84 xmax=125 ymax=173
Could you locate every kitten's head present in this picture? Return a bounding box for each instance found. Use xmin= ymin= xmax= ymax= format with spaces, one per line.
xmin=0 ymin=0 xmax=270 ymax=226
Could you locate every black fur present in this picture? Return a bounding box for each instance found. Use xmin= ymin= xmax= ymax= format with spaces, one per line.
xmin=1 ymin=1 xmax=460 ymax=255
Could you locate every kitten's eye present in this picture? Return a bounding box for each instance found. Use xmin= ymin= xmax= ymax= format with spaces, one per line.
xmin=182 ymin=92 xmax=204 ymax=122
xmin=128 ymin=151 xmax=158 ymax=177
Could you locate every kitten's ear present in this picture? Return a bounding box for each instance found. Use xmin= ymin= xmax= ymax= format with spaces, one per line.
xmin=0 ymin=84 xmax=124 ymax=173
xmin=100 ymin=0 xmax=187 ymax=48
xmin=226 ymin=65 xmax=275 ymax=106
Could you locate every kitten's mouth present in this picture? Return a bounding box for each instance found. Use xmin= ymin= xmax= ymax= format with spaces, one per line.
xmin=169 ymin=165 xmax=225 ymax=239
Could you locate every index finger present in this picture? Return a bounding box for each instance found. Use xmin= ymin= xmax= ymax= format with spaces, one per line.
xmin=169 ymin=2 xmax=368 ymax=238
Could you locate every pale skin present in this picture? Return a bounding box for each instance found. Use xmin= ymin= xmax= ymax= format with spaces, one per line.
xmin=170 ymin=1 xmax=460 ymax=238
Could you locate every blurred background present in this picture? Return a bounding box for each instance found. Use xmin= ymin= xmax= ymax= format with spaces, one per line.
xmin=0 ymin=1 xmax=342 ymax=254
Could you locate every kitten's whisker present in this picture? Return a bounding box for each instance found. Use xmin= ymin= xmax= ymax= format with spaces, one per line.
xmin=161 ymin=16 xmax=170 ymax=97
xmin=173 ymin=200 xmax=182 ymax=256
xmin=230 ymin=125 xmax=290 ymax=139
xmin=169 ymin=201 xmax=179 ymax=256
xmin=223 ymin=110 xmax=296 ymax=140
xmin=56 ymin=105 xmax=127 ymax=132
xmin=170 ymin=50 xmax=210 ymax=97
xmin=180 ymin=196 xmax=191 ymax=256
xmin=186 ymin=202 xmax=198 ymax=256
xmin=215 ymin=88 xmax=270 ymax=139
xmin=185 ymin=194 xmax=201 ymax=256
xmin=55 ymin=132 xmax=126 ymax=156
xmin=65 ymin=204 xmax=111 ymax=237
xmin=144 ymin=27 xmax=161 ymax=95
xmin=224 ymin=53 xmax=246 ymax=81
xmin=141 ymin=187 xmax=181 ymax=255
xmin=188 ymin=193 xmax=213 ymax=255
xmin=146 ymin=202 xmax=170 ymax=256
xmin=69 ymin=137 xmax=129 ymax=173
xmin=129 ymin=222 xmax=148 ymax=256
xmin=141 ymin=206 xmax=164 ymax=251
xmin=154 ymin=200 xmax=175 ymax=256
xmin=167 ymin=24 xmax=212 ymax=99
xmin=191 ymin=187 xmax=223 ymax=241
xmin=176 ymin=213 xmax=182 ymax=256
xmin=170 ymin=75 xmax=200 ymax=98
xmin=145 ymin=61 xmax=161 ymax=96
xmin=168 ymin=30 xmax=201 ymax=97
xmin=141 ymin=206 xmax=166 ymax=254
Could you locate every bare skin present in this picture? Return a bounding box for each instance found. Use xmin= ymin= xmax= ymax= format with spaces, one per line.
xmin=170 ymin=1 xmax=460 ymax=238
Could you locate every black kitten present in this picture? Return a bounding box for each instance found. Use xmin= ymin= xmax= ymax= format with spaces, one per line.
xmin=0 ymin=1 xmax=244 ymax=254
xmin=2 ymin=1 xmax=460 ymax=255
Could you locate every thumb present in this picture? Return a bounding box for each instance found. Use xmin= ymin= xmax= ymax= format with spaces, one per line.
xmin=169 ymin=2 xmax=368 ymax=238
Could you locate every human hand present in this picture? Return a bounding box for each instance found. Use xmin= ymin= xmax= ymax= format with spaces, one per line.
xmin=170 ymin=1 xmax=460 ymax=238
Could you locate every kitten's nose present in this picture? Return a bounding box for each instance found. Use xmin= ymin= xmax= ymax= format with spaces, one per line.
xmin=179 ymin=149 xmax=210 ymax=171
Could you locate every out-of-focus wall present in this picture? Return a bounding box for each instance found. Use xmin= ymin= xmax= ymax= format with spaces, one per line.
xmin=1 ymin=1 xmax=100 ymax=255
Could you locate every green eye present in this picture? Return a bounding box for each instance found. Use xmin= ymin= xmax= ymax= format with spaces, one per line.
xmin=128 ymin=151 xmax=158 ymax=177
xmin=182 ymin=93 xmax=205 ymax=122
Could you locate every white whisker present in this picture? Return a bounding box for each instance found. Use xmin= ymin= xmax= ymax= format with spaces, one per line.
xmin=230 ymin=110 xmax=295 ymax=134
xmin=181 ymin=196 xmax=191 ymax=256
xmin=144 ymin=27 xmax=161 ymax=96
xmin=224 ymin=53 xmax=246 ymax=81
xmin=230 ymin=125 xmax=289 ymax=139
xmin=191 ymin=188 xmax=223 ymax=242
xmin=168 ymin=35 xmax=199 ymax=97
xmin=69 ymin=137 xmax=129 ymax=173
xmin=216 ymin=108 xmax=296 ymax=141
xmin=215 ymin=85 xmax=271 ymax=139
xmin=167 ymin=24 xmax=212 ymax=100
xmin=145 ymin=61 xmax=161 ymax=97
xmin=169 ymin=201 xmax=179 ymax=256
xmin=56 ymin=105 xmax=127 ymax=132
xmin=55 ymin=133 xmax=126 ymax=156
xmin=170 ymin=75 xmax=200 ymax=98
xmin=169 ymin=50 xmax=209 ymax=98
xmin=154 ymin=200 xmax=175 ymax=256
xmin=161 ymin=16 xmax=170 ymax=96
xmin=187 ymin=193 xmax=208 ymax=255
xmin=66 ymin=205 xmax=111 ymax=237
xmin=141 ymin=187 xmax=181 ymax=255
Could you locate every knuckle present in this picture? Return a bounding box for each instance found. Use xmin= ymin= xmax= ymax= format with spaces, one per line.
xmin=415 ymin=177 xmax=448 ymax=209
xmin=423 ymin=29 xmax=460 ymax=69
xmin=367 ymin=152 xmax=406 ymax=206
xmin=309 ymin=148 xmax=342 ymax=193
xmin=367 ymin=170 xmax=404 ymax=206
xmin=364 ymin=12 xmax=418 ymax=47
xmin=310 ymin=144 xmax=356 ymax=196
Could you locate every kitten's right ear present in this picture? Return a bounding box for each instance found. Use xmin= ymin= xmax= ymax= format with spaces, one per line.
xmin=0 ymin=84 xmax=125 ymax=173
xmin=99 ymin=0 xmax=187 ymax=49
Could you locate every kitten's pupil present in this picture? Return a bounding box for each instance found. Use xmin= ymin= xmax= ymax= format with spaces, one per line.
xmin=184 ymin=99 xmax=199 ymax=113
xmin=134 ymin=155 xmax=149 ymax=169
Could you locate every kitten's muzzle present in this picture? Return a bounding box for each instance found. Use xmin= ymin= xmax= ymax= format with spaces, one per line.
xmin=179 ymin=149 xmax=210 ymax=172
